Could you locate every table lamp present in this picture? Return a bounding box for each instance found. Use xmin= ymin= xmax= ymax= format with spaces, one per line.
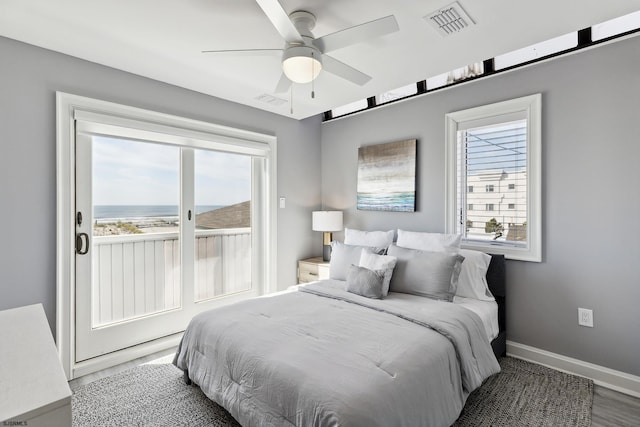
xmin=312 ymin=211 xmax=343 ymax=261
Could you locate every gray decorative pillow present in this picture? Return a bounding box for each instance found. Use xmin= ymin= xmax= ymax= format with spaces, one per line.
xmin=387 ymin=244 xmax=464 ymax=301
xmin=329 ymin=241 xmax=385 ymax=281
xmin=346 ymin=265 xmax=385 ymax=299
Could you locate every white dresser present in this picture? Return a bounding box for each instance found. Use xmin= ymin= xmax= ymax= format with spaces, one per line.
xmin=0 ymin=304 xmax=72 ymax=426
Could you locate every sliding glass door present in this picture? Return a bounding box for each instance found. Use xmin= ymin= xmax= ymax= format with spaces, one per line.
xmin=193 ymin=149 xmax=253 ymax=301
xmin=74 ymin=121 xmax=265 ymax=362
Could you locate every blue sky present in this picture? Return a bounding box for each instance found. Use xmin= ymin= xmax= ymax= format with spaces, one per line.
xmin=92 ymin=136 xmax=251 ymax=206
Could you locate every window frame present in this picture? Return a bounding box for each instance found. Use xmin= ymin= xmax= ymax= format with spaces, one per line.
xmin=445 ymin=93 xmax=542 ymax=262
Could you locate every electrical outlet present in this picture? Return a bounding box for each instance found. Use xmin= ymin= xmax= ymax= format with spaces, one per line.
xmin=578 ymin=308 xmax=593 ymax=327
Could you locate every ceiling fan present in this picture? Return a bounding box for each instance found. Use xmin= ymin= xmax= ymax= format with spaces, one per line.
xmin=203 ymin=0 xmax=399 ymax=93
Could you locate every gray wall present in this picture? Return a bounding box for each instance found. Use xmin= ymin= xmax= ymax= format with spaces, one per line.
xmin=321 ymin=36 xmax=640 ymax=376
xmin=0 ymin=36 xmax=322 ymax=335
xmin=2 ymin=32 xmax=639 ymax=378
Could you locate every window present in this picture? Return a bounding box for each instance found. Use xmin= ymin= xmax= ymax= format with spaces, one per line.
xmin=508 ymin=183 xmax=515 ymax=190
xmin=376 ymin=83 xmax=417 ymax=105
xmin=494 ymin=32 xmax=577 ymax=70
xmin=592 ymin=10 xmax=640 ymax=41
xmin=426 ymin=63 xmax=484 ymax=89
xmin=468 ymin=185 xmax=474 ymax=192
xmin=446 ymin=94 xmax=541 ymax=261
xmin=331 ymin=99 xmax=368 ymax=118
xmin=468 ymin=204 xmax=474 ymax=211
xmin=426 ymin=72 xmax=449 ymax=90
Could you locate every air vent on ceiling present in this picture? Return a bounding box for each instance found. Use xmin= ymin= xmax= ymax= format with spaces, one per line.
xmin=424 ymin=1 xmax=475 ymax=37
xmin=255 ymin=94 xmax=287 ymax=107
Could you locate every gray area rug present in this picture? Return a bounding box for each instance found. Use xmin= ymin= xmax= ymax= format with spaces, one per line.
xmin=72 ymin=363 xmax=240 ymax=427
xmin=454 ymin=357 xmax=593 ymax=426
xmin=72 ymin=357 xmax=593 ymax=426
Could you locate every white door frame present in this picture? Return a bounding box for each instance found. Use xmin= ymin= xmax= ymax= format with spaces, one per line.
xmin=56 ymin=92 xmax=278 ymax=379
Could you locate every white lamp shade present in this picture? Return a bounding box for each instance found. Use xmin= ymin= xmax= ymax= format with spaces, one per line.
xmin=312 ymin=211 xmax=343 ymax=232
xmin=282 ymin=46 xmax=322 ymax=84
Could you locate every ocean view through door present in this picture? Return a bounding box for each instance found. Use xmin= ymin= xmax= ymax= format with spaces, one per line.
xmin=75 ymin=133 xmax=257 ymax=362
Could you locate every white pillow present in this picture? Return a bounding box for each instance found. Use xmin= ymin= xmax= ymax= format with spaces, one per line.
xmin=396 ymin=229 xmax=461 ymax=252
xmin=344 ymin=228 xmax=395 ymax=249
xmin=358 ymin=251 xmax=397 ymax=297
xmin=456 ymin=249 xmax=494 ymax=301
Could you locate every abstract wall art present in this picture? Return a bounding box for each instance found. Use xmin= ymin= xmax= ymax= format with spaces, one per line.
xmin=357 ymin=139 xmax=416 ymax=212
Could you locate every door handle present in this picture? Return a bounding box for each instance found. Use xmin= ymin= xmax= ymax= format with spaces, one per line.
xmin=76 ymin=233 xmax=89 ymax=255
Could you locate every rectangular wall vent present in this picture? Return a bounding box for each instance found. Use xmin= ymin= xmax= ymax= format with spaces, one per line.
xmin=424 ymin=1 xmax=475 ymax=37
xmin=255 ymin=94 xmax=287 ymax=106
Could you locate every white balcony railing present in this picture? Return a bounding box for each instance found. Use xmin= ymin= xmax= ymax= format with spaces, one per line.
xmin=91 ymin=228 xmax=251 ymax=327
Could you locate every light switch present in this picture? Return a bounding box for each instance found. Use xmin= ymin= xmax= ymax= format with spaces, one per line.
xmin=279 ymin=197 xmax=286 ymax=209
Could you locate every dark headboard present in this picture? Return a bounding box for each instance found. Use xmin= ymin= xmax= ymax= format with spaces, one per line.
xmin=486 ymin=254 xmax=505 ymax=299
xmin=486 ymin=254 xmax=506 ymax=357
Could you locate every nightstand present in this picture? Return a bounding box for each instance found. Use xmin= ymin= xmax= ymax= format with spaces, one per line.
xmin=297 ymin=257 xmax=330 ymax=284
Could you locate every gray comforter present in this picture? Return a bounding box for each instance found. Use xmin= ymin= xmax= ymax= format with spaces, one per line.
xmin=174 ymin=280 xmax=500 ymax=427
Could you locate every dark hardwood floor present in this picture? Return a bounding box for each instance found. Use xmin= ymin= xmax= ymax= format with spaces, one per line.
xmin=592 ymin=385 xmax=640 ymax=426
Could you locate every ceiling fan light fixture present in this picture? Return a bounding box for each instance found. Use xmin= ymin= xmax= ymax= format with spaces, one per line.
xmin=282 ymin=45 xmax=322 ymax=83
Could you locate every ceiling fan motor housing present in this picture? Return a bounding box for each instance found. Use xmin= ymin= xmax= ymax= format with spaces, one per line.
xmin=289 ymin=10 xmax=316 ymax=36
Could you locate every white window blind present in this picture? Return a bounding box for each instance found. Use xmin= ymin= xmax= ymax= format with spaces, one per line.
xmin=457 ymin=119 xmax=527 ymax=246
xmin=446 ymin=93 xmax=541 ymax=262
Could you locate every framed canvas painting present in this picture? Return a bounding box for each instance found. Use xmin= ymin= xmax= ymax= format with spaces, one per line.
xmin=357 ymin=139 xmax=416 ymax=212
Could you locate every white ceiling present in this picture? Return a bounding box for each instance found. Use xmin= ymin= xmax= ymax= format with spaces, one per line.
xmin=1 ymin=1 xmax=637 ymax=119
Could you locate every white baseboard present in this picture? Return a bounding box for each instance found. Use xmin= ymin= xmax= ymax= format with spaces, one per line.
xmin=71 ymin=333 xmax=182 ymax=379
xmin=507 ymin=340 xmax=640 ymax=398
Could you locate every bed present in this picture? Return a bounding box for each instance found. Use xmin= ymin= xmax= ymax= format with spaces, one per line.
xmin=174 ymin=236 xmax=506 ymax=427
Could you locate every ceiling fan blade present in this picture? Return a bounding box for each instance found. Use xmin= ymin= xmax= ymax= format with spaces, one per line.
xmin=274 ymin=73 xmax=292 ymax=93
xmin=201 ymin=48 xmax=281 ymax=56
xmin=313 ymin=15 xmax=399 ymax=53
xmin=322 ymin=55 xmax=371 ymax=86
xmin=255 ymin=0 xmax=303 ymax=44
